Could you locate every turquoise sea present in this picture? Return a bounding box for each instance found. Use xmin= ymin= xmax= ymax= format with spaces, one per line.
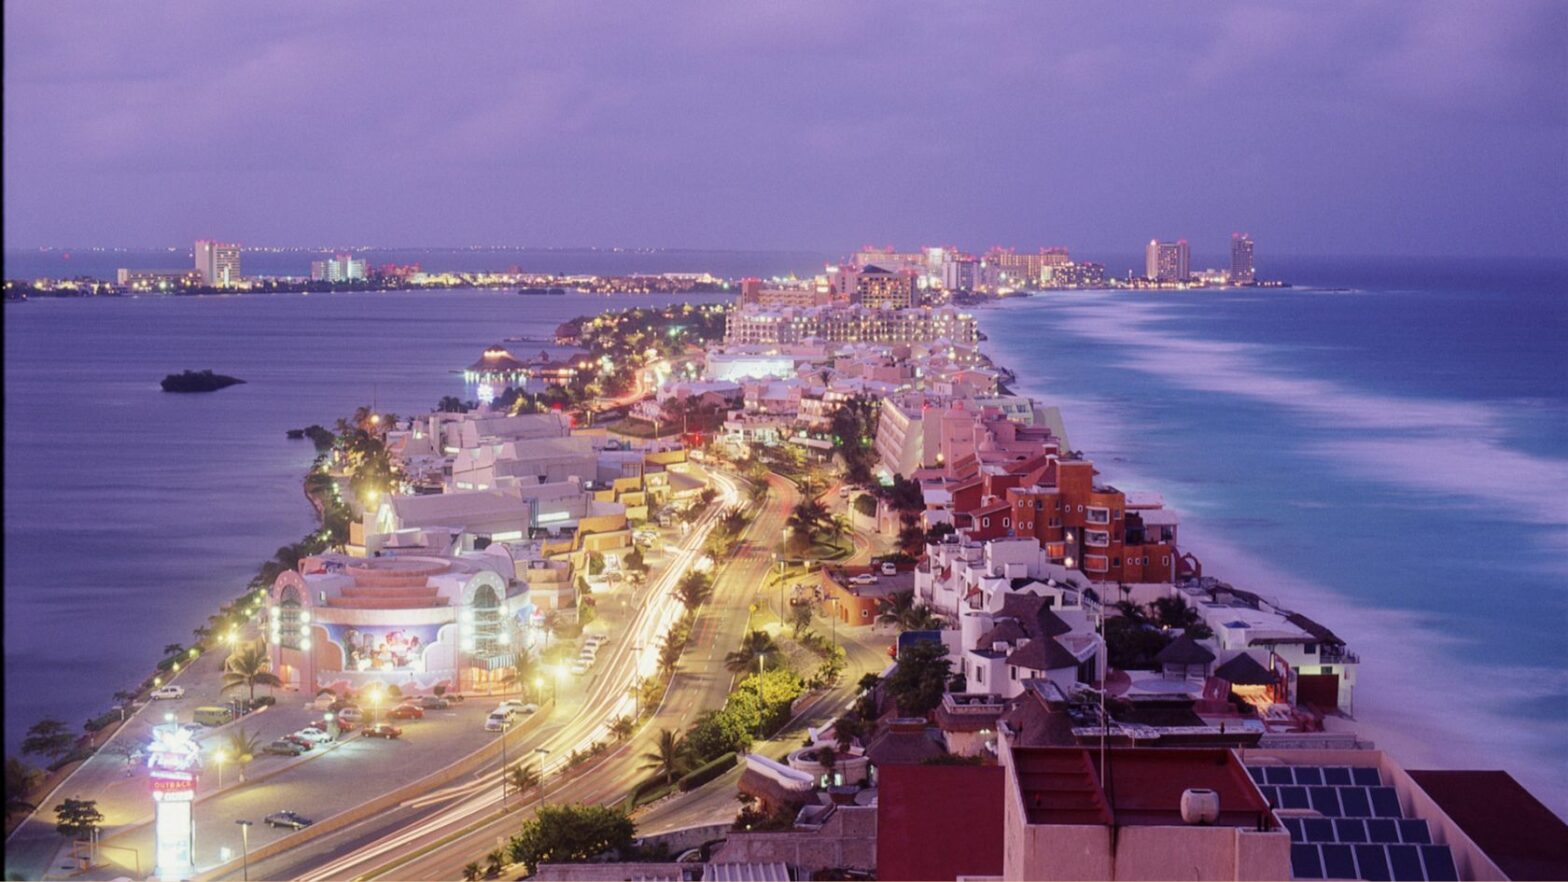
xmin=979 ymin=256 xmax=1568 ymax=816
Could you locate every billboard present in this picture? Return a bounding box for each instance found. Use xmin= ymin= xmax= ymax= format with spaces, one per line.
xmin=323 ymin=623 xmax=443 ymax=672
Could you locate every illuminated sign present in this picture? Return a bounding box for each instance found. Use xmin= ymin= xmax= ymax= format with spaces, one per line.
xmin=151 ymin=776 xmax=196 ymax=794
xmin=536 ymin=511 xmax=571 ymax=525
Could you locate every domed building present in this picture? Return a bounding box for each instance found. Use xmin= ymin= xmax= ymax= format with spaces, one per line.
xmin=267 ymin=548 xmax=534 ymax=698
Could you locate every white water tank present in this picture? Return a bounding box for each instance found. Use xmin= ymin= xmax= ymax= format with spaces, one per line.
xmin=1181 ymin=788 xmax=1220 ymax=825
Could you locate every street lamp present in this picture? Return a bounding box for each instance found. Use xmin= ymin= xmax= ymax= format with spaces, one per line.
xmin=497 ymin=715 xmax=512 ymax=809
xmin=533 ymin=676 xmax=543 ymax=705
xmin=533 ymin=748 xmax=552 ymax=807
xmin=235 ymin=820 xmax=253 ymax=882
xmin=366 ymin=686 xmax=384 ymax=725
xmin=214 ymin=749 xmax=228 ymax=789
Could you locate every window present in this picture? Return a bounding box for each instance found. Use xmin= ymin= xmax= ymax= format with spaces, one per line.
xmin=1162 ymin=555 xmax=1170 ymax=565
xmin=975 ymin=666 xmax=983 ymax=683
xmin=1011 ymin=667 xmax=1018 ymax=680
xmin=1003 ymin=518 xmax=1010 ymax=528
xmin=1084 ymin=530 xmax=1110 ymax=547
xmin=1304 ymin=643 xmax=1317 ymax=655
xmin=862 ymin=609 xmax=870 ymax=618
xmin=1113 ymin=558 xmax=1121 ymax=567
xmin=1086 ymin=507 xmax=1110 ymax=524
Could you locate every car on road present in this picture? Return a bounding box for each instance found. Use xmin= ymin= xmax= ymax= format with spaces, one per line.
xmin=839 ymin=486 xmax=851 ymax=498
xmin=309 ymin=718 xmax=353 ymax=733
xmin=483 ymin=712 xmax=511 ymax=732
xmin=336 ymin=706 xmax=364 ymax=723
xmin=881 ymin=562 xmax=898 ymax=576
xmin=150 ymin=686 xmax=185 ymax=700
xmin=419 ymin=695 xmax=451 ymax=710
xmin=496 ymin=700 xmax=533 ymax=715
xmin=280 ymin=733 xmax=317 ymax=751
xmin=264 ymin=740 xmax=304 ymax=757
xmin=264 ymin=811 xmax=313 ymax=830
xmin=363 ymin=724 xmax=402 ymax=739
xmin=849 ymin=573 xmax=879 ymax=585
xmin=292 ymin=727 xmax=333 ymax=744
xmin=387 ymin=703 xmax=424 ymax=720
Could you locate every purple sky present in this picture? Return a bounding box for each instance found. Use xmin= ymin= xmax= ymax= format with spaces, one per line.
xmin=4 ymin=2 xmax=1565 ymax=257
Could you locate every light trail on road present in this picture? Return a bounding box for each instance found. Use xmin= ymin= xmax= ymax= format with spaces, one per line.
xmin=292 ymin=470 xmax=742 ymax=882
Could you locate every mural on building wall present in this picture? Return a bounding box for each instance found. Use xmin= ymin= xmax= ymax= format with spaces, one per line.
xmin=323 ymin=623 xmax=444 ymax=672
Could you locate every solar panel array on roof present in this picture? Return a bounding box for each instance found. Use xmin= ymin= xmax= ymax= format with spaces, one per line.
xmin=1248 ymin=766 xmax=1459 ymax=881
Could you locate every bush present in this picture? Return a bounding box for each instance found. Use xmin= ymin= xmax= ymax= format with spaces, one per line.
xmin=83 ymin=711 xmax=120 ymax=734
xmin=678 ymin=751 xmax=735 ymax=792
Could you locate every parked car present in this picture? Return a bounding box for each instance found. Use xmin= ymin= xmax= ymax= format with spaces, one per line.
xmin=839 ymin=486 xmax=851 ymax=499
xmin=281 ymin=733 xmax=316 ymax=751
xmin=264 ymin=811 xmax=313 ymax=830
xmin=150 ymin=686 xmax=185 ymax=701
xmin=336 ymin=706 xmax=363 ymax=723
xmin=292 ymin=727 xmax=333 ymax=744
xmin=309 ymin=718 xmax=353 ymax=733
xmin=514 ymin=703 xmax=539 ymax=715
xmin=496 ymin=700 xmax=532 ymax=715
xmin=569 ymin=659 xmax=591 ymax=675
xmin=194 ymin=706 xmax=235 ymax=727
xmin=849 ymin=573 xmax=879 ymax=585
xmin=881 ymin=562 xmax=898 ymax=576
xmin=387 ymin=704 xmax=424 ymax=720
xmin=483 ymin=712 xmax=511 ymax=732
xmin=419 ymin=695 xmax=451 ymax=710
xmin=264 ymin=740 xmax=304 ymax=757
xmin=363 ymin=724 xmax=402 ymax=739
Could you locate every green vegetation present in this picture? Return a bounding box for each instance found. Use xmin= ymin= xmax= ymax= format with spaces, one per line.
xmin=639 ymin=729 xmax=690 ymax=785
xmin=876 ymin=590 xmax=945 ymax=632
xmin=20 ymin=720 xmax=73 ymax=763
xmin=678 ymin=751 xmax=736 ymax=792
xmin=829 ymin=396 xmax=880 ymax=486
xmin=505 ymin=803 xmax=637 ymax=875
xmin=852 ymin=493 xmax=878 ymax=518
xmin=884 ymin=639 xmax=953 ymax=716
xmin=52 ymin=798 xmax=103 ymax=841
xmin=221 ymin=645 xmax=282 ymax=705
xmin=724 ymin=630 xmax=781 ymax=674
xmin=5 ymin=758 xmax=41 ymax=819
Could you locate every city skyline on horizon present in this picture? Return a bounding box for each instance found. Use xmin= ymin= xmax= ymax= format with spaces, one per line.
xmin=4 ymin=2 xmax=1565 ymax=259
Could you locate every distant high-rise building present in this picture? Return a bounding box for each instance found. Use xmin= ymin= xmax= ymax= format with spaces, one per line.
xmin=1230 ymin=233 xmax=1255 ymax=284
xmin=853 ymin=265 xmax=916 ymax=309
xmin=194 ymin=240 xmax=241 ymax=287
xmin=310 ymin=252 xmax=367 ymax=283
xmin=1145 ymin=239 xmax=1190 ymax=283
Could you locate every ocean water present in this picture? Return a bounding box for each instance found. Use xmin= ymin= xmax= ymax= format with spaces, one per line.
xmin=978 ymin=257 xmax=1568 ymax=816
xmin=1 ymin=289 xmax=731 ymax=755
xmin=3 ymin=247 xmax=832 ymax=282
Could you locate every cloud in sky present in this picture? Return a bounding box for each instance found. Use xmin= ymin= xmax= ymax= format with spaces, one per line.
xmin=3 ymin=1 xmax=1565 ymax=255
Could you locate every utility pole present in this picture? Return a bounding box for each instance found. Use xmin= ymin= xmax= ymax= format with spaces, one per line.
xmin=235 ymin=820 xmax=252 ymax=882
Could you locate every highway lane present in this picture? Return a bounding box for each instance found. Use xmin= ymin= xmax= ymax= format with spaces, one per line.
xmin=216 ymin=471 xmax=745 ymax=882
xmin=348 ymin=473 xmax=799 ymax=881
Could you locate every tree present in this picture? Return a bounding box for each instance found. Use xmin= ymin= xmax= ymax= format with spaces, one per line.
xmin=685 ymin=709 xmax=752 ymax=762
xmin=221 ymin=646 xmax=283 ymax=705
xmin=437 ymin=395 xmax=471 ymax=414
xmin=817 ymin=746 xmax=838 ymax=786
xmin=831 ymin=713 xmax=865 ymax=753
xmin=506 ymin=804 xmax=637 ymax=875
xmin=162 ymin=643 xmax=184 ymax=657
xmin=658 ymin=631 xmax=684 ymax=676
xmin=223 ymin=728 xmax=261 ymax=783
xmin=609 ymin=715 xmax=635 ymax=742
xmin=789 ymin=603 xmax=814 ymax=639
xmin=724 ymin=630 xmax=779 ymax=674
xmin=674 ymin=572 xmax=712 ymax=611
xmin=53 ymin=798 xmax=103 ymax=841
xmin=1148 ymin=596 xmax=1213 ymax=639
xmin=884 ymin=639 xmax=952 ymax=717
xmin=622 ymin=546 xmax=646 ymax=574
xmin=786 ymin=498 xmax=831 ymax=547
xmin=461 ymin=862 xmax=483 ymax=881
xmin=641 ymin=728 xmax=690 ymax=785
xmin=485 ymin=848 xmax=505 ymax=878
xmin=507 ymin=762 xmax=540 ymax=798
xmin=896 ymin=516 xmax=925 ymax=553
xmin=587 ymin=551 xmax=605 ymax=576
xmin=924 ymin=521 xmax=956 ymax=544
xmin=5 ymin=757 xmax=41 ymax=818
xmin=21 ymin=720 xmax=74 ymax=761
xmin=877 ymin=590 xmax=945 ymax=632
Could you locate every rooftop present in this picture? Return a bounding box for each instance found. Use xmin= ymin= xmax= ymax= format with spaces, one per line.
xmin=1011 ymin=746 xmax=1273 ymax=828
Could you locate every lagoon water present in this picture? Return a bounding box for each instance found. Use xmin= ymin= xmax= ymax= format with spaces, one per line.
xmin=979 ymin=256 xmax=1568 ymax=815
xmin=4 ymin=255 xmax=1566 ymax=815
xmin=2 ymin=289 xmax=730 ymax=756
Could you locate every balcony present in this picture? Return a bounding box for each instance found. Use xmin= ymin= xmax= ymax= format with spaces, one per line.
xmin=1085 ymin=507 xmax=1110 ymax=525
xmin=1320 ymin=645 xmax=1360 ymax=665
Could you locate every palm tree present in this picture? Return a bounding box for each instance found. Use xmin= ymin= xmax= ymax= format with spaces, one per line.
xmin=832 ymin=714 xmax=864 ymax=753
xmin=640 ymin=729 xmax=689 ymax=785
xmin=724 ymin=630 xmax=779 ymax=674
xmin=461 ymin=862 xmax=482 ymax=881
xmin=658 ymin=631 xmax=684 ymax=676
xmin=610 ymin=715 xmax=635 ymax=741
xmin=787 ymin=498 xmax=831 ymax=546
xmin=5 ymin=757 xmax=41 ymax=818
xmin=876 ymin=590 xmax=944 ymax=632
xmin=506 ymin=762 xmax=539 ymax=798
xmin=162 ymin=643 xmax=184 ymax=657
xmin=675 ymin=572 xmax=713 ymax=611
xmin=485 ymin=848 xmax=505 ymax=878
xmin=539 ymin=611 xmax=560 ymax=648
xmin=817 ymin=746 xmax=838 ymax=786
xmin=223 ymin=728 xmax=261 ymax=783
xmin=222 ymin=646 xmax=283 ymax=705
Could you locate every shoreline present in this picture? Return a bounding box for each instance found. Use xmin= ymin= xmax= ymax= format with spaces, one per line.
xmin=971 ymin=293 xmax=1568 ymax=818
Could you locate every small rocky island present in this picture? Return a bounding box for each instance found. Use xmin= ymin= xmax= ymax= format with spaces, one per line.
xmin=160 ymin=369 xmax=246 ymax=393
